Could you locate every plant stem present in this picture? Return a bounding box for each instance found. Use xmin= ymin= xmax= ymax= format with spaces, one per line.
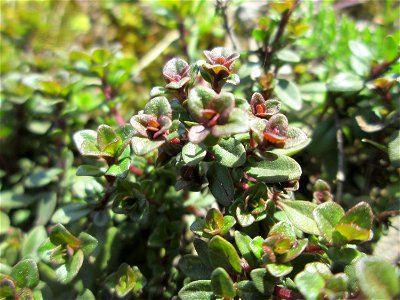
xmin=331 ymin=95 xmax=345 ymax=202
xmin=217 ymin=0 xmax=239 ymax=51
xmin=177 ymin=17 xmax=189 ymax=59
xmin=273 ymin=286 xmax=304 ymax=300
xmin=368 ymin=53 xmax=400 ymax=80
xmin=377 ymin=210 xmax=400 ymax=223
xmin=102 ymin=79 xmax=125 ymax=126
xmin=263 ymin=0 xmax=300 ymax=72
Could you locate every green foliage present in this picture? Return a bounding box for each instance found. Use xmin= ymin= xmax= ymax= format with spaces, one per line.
xmin=356 ymin=256 xmax=399 ymax=299
xmin=1 ymin=1 xmax=399 ymax=300
xmin=105 ymin=263 xmax=146 ymax=298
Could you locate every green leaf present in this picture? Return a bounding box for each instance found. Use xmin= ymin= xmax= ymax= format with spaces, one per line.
xmin=178 ymin=255 xmax=212 ymax=280
xmin=108 ymin=69 xmax=129 ymax=87
xmin=276 ymin=49 xmax=301 ymax=63
xmin=105 ymin=264 xmax=146 ymax=298
xmin=245 ymin=153 xmax=302 ymax=183
xmin=49 ymin=224 xmax=81 ymax=248
xmin=131 ymin=136 xmax=165 ymax=155
xmin=73 ymin=130 xmax=97 ymax=151
xmin=80 ymin=140 xmax=107 ymax=157
xmin=211 ymin=108 xmax=249 ymax=137
xmin=234 ymin=231 xmax=257 ymax=266
xmin=294 ymin=262 xmax=332 ymax=300
xmin=237 ymin=280 xmax=266 ymax=300
xmin=211 ymin=267 xmax=236 ymax=298
xmin=19 ymin=287 xmax=34 ymax=300
xmin=105 ymin=158 xmax=130 ymax=177
xmin=72 ymin=89 xmax=104 ymax=112
xmin=78 ymin=232 xmax=98 ymax=257
xmin=327 ymin=247 xmax=363 ymax=268
xmin=0 ymin=263 xmax=11 ymax=275
xmin=348 ymin=40 xmax=372 ymax=61
xmin=211 ymin=138 xmax=246 ymax=168
xmin=356 ymin=256 xmax=399 ymax=299
xmin=77 ymin=289 xmax=96 ymax=300
xmin=300 ymin=82 xmax=327 ymax=104
xmin=388 ymin=131 xmax=400 ymax=167
xmin=249 ymin=236 xmax=264 ymax=259
xmin=252 ymin=28 xmax=268 ymax=42
xmin=10 ymin=259 xmax=39 ymax=289
xmin=92 ymin=48 xmax=110 ymax=65
xmin=178 ymin=280 xmax=213 ymax=300
xmin=0 ymin=192 xmax=37 ymax=209
xmin=202 ymin=63 xmax=230 ymax=81
xmin=274 ymin=79 xmax=302 ymax=111
xmin=0 ymin=211 xmax=10 ymax=234
xmin=188 ymin=86 xmax=217 ymax=122
xmin=266 ymin=263 xmax=293 ymax=277
xmin=150 ymin=86 xmax=168 ymax=98
xmin=115 ymin=124 xmax=135 ymax=154
xmin=270 ymin=127 xmax=311 ymax=156
xmin=278 ymin=200 xmax=320 ymax=235
xmin=221 ymin=216 xmax=236 ymax=234
xmin=344 ymin=263 xmax=359 ymax=293
xmin=383 ymin=35 xmax=398 ymax=62
xmin=22 ymin=226 xmax=47 ymax=261
xmin=327 ymin=73 xmax=363 ymax=93
xmin=268 ymin=221 xmax=296 ymax=243
xmin=208 ymin=235 xmax=242 ymax=274
xmin=27 ymin=120 xmax=52 ymax=135
xmin=325 ymin=273 xmax=348 ymax=294
xmin=76 ymin=165 xmax=105 ymax=177
xmin=207 ymin=164 xmax=234 ymax=207
xmin=163 ymin=58 xmax=189 ymax=80
xmin=204 ymin=208 xmax=224 ymax=235
xmin=270 ymin=1 xmax=295 ymax=12
xmin=51 ymin=203 xmax=91 ymax=225
xmin=55 ymin=249 xmax=84 ymax=284
xmin=263 ymin=235 xmax=291 ymax=255
xmin=93 ymin=210 xmax=109 ymax=227
xmin=24 ymin=168 xmax=62 ymax=188
xmin=188 ymin=125 xmax=211 ymax=144
xmin=333 ymin=201 xmax=373 ymax=246
xmin=35 ymin=192 xmax=57 ymax=226
xmin=280 ymin=238 xmax=308 ymax=263
xmin=190 ymin=219 xmax=206 ymax=236
xmin=38 ymin=238 xmax=57 ymax=264
xmin=234 ymin=200 xmax=256 ymax=227
xmin=226 ymin=73 xmax=240 ymax=85
xmin=144 ymin=96 xmax=172 ymax=118
xmin=194 ymin=238 xmax=212 ymax=268
xmin=0 ymin=275 xmax=17 ymax=298
xmin=249 ymin=268 xmax=276 ymax=295
xmin=97 ymin=125 xmax=121 ymax=155
xmin=313 ymin=202 xmax=345 ymax=243
xmin=351 ymin=55 xmax=369 ymax=77
xmin=182 ymin=143 xmax=207 ymax=166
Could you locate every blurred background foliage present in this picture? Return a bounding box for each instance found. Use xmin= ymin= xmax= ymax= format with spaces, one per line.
xmin=0 ymin=0 xmax=399 ymax=299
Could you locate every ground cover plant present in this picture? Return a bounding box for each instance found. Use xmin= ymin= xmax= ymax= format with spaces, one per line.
xmin=0 ymin=1 xmax=399 ymax=299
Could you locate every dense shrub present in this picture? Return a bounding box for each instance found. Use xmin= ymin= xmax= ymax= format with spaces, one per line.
xmin=0 ymin=1 xmax=399 ymax=299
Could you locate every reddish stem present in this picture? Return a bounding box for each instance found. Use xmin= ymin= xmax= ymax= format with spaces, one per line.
xmin=102 ymin=81 xmax=125 ymax=126
xmin=274 ymin=286 xmax=304 ymax=300
xmin=129 ymin=166 xmax=143 ymax=176
xmin=243 ymin=173 xmax=257 ymax=183
xmin=369 ymin=54 xmax=400 ymax=79
xmin=111 ymin=107 xmax=126 ymax=126
xmin=235 ymin=182 xmax=249 ymax=190
xmin=304 ymin=244 xmax=324 ymax=254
